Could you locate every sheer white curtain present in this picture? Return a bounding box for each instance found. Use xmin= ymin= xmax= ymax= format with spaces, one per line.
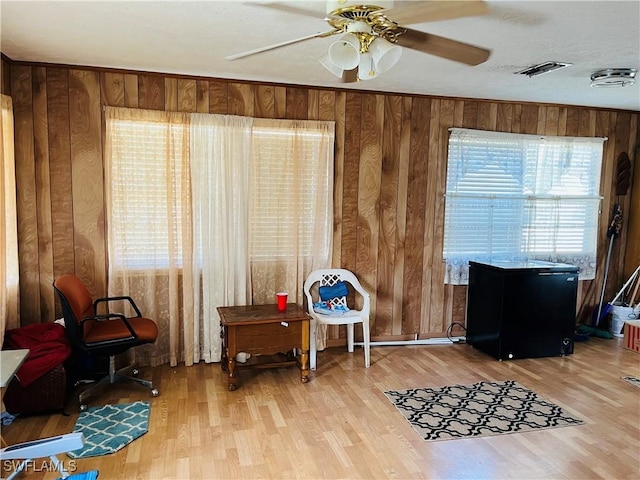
xmin=190 ymin=114 xmax=253 ymax=364
xmin=105 ymin=107 xmax=334 ymax=367
xmin=250 ymin=119 xmax=334 ymax=305
xmin=1 ymin=94 xmax=19 ymax=347
xmin=105 ymin=107 xmax=193 ymax=367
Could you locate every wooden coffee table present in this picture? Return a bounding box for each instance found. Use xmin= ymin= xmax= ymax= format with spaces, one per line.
xmin=217 ymin=303 xmax=310 ymax=391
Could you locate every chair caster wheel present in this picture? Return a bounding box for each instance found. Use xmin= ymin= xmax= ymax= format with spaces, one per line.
xmin=132 ymin=368 xmax=139 ymax=376
xmin=151 ymin=388 xmax=159 ymax=397
xmin=80 ymin=404 xmax=88 ymax=412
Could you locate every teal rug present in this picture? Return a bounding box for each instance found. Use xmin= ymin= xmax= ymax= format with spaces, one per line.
xmin=68 ymin=401 xmax=149 ymax=458
xmin=57 ymin=471 xmax=99 ymax=479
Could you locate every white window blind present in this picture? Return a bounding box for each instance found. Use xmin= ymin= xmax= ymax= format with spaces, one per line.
xmin=106 ymin=113 xmax=333 ymax=270
xmin=108 ymin=118 xmax=188 ymax=269
xmin=250 ymin=125 xmax=332 ymax=260
xmin=443 ymin=128 xmax=606 ymax=285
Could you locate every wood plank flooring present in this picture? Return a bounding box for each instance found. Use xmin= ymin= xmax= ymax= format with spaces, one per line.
xmin=2 ymin=337 xmax=639 ymax=479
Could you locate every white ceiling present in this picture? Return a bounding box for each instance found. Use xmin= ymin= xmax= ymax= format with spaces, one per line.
xmin=1 ymin=0 xmax=639 ymax=111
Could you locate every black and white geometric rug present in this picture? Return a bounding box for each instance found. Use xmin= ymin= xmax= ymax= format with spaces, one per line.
xmin=384 ymin=380 xmax=584 ymax=442
xmin=622 ymin=376 xmax=640 ymax=388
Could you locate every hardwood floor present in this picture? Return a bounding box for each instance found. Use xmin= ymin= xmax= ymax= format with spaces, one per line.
xmin=2 ymin=336 xmax=639 ymax=479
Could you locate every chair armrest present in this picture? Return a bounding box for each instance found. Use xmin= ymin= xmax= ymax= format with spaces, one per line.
xmin=80 ymin=313 xmax=138 ymax=341
xmin=350 ymin=288 xmax=371 ymax=318
xmin=94 ymin=295 xmax=143 ymax=317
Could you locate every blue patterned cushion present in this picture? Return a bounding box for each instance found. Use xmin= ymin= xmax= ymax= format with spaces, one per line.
xmin=313 ymin=301 xmax=350 ymax=315
xmin=319 ymin=281 xmax=348 ymax=301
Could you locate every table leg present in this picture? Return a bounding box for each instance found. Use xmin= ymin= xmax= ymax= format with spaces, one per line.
xmin=300 ymin=349 xmax=309 ymax=383
xmin=221 ymin=349 xmax=228 ymax=372
xmin=223 ymin=324 xmax=237 ymax=390
xmin=227 ymin=357 xmax=237 ymax=391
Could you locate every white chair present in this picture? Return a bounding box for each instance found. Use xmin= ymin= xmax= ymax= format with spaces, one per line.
xmin=303 ymin=268 xmax=371 ymax=370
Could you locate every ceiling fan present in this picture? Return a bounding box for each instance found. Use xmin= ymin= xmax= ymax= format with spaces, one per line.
xmin=226 ymin=0 xmax=491 ymax=82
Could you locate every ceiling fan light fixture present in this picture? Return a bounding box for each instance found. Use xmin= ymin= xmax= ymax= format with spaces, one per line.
xmin=328 ymin=33 xmax=361 ymax=70
xmin=357 ymin=52 xmax=376 ymax=80
xmin=231 ymin=0 xmax=491 ymax=85
xmin=369 ymin=37 xmax=402 ymax=73
xmin=590 ymin=68 xmax=636 ymax=87
xmin=319 ymin=54 xmax=344 ymax=78
xmin=326 ymin=0 xmax=393 ymax=16
xmin=345 ymin=20 xmax=373 ymax=34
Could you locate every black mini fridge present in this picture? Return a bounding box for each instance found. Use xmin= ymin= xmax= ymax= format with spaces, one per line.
xmin=466 ymin=260 xmax=578 ymax=360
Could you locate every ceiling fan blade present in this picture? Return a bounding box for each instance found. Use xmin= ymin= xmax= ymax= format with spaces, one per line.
xmin=379 ymin=0 xmax=488 ymax=26
xmin=226 ymin=30 xmax=338 ymax=61
xmin=398 ymin=28 xmax=490 ymax=66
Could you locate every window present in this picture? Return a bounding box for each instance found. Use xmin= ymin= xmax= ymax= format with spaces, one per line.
xmin=443 ymin=128 xmax=606 ymax=285
xmin=105 ymin=110 xmax=333 ymax=270
xmin=250 ymin=125 xmax=332 ymax=260
xmin=107 ymin=117 xmax=188 ymax=269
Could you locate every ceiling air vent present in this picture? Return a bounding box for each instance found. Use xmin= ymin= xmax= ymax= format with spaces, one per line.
xmin=515 ymin=61 xmax=572 ymax=77
xmin=590 ymin=68 xmax=636 ymax=87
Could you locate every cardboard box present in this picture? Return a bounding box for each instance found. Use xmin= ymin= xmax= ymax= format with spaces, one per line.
xmin=623 ymin=320 xmax=640 ymax=353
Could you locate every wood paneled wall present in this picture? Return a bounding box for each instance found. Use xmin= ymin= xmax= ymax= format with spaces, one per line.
xmin=625 ymin=151 xmax=640 ymax=280
xmin=1 ymin=58 xmax=11 ymax=95
xmin=7 ymin=62 xmax=639 ymax=344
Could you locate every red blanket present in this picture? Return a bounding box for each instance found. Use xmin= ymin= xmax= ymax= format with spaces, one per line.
xmin=3 ymin=323 xmax=71 ymax=387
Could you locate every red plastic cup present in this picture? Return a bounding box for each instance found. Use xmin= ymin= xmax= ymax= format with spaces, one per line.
xmin=276 ymin=292 xmax=288 ymax=312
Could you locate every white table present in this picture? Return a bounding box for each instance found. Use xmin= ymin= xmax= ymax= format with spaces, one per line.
xmin=1 ymin=349 xmax=30 ymax=447
xmin=1 ymin=349 xmax=29 ymax=388
xmin=0 ymin=348 xmax=87 ymax=480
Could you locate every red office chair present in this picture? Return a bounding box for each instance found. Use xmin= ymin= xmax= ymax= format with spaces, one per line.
xmin=53 ymin=274 xmax=159 ymax=410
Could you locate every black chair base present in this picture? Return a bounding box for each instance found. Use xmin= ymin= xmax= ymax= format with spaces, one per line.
xmin=77 ymin=355 xmax=159 ymax=411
